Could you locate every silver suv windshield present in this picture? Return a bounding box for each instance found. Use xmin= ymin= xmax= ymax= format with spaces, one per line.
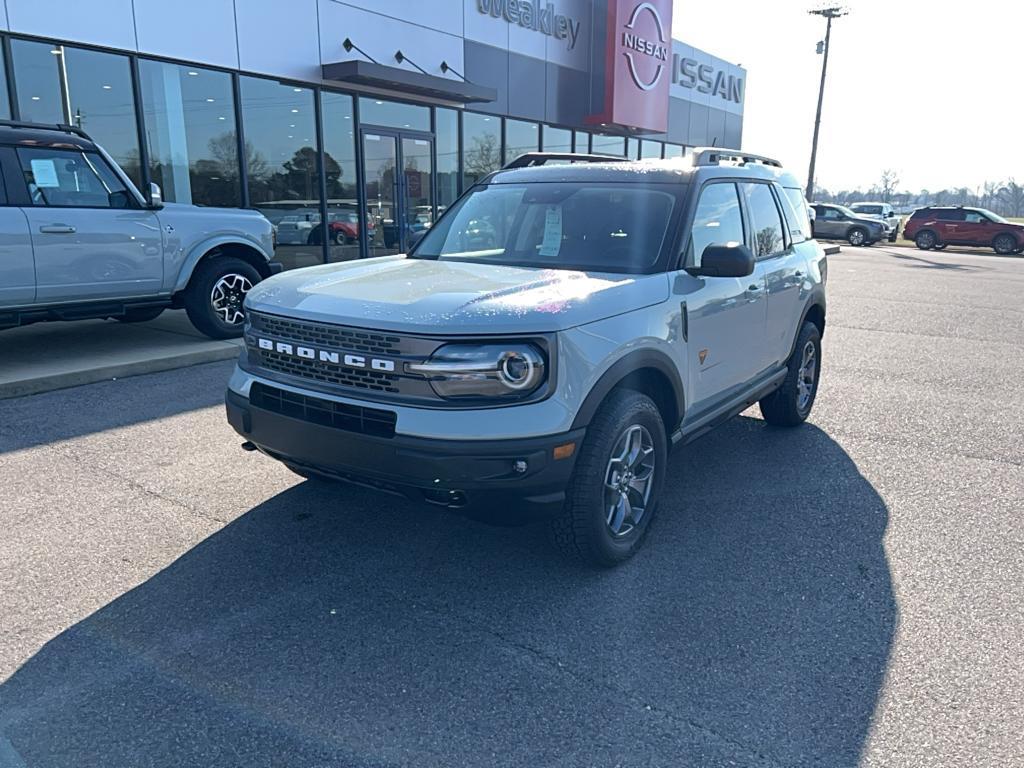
xmin=412 ymin=182 xmax=681 ymax=273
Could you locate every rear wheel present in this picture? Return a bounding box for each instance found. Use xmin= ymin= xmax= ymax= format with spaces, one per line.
xmin=915 ymin=230 xmax=937 ymax=250
xmin=759 ymin=321 xmax=822 ymax=427
xmin=847 ymin=227 xmax=868 ymax=247
xmin=552 ymin=390 xmax=667 ymax=567
xmin=114 ymin=307 xmax=165 ymax=323
xmin=183 ymin=256 xmax=261 ymax=339
xmin=993 ymin=234 xmax=1017 ymax=255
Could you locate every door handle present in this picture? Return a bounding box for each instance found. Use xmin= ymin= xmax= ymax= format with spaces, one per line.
xmin=40 ymin=225 xmax=76 ymax=234
xmin=747 ymin=284 xmax=762 ymax=292
xmin=794 ymin=270 xmax=804 ymax=278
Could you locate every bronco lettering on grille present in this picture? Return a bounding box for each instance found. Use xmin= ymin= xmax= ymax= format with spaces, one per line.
xmin=256 ymin=337 xmax=396 ymax=372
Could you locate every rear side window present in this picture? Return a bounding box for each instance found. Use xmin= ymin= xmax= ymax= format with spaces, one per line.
xmin=779 ymin=186 xmax=809 ymax=244
xmin=934 ymin=209 xmax=965 ymax=221
xmin=686 ymin=182 xmax=745 ymax=267
xmin=17 ymin=146 xmax=132 ymax=208
xmin=854 ymin=204 xmax=883 ymax=215
xmin=741 ymin=182 xmax=786 ymax=258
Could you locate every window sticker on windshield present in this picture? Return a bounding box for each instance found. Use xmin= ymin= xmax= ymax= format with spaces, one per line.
xmin=30 ymin=159 xmax=60 ymax=188
xmin=539 ymin=206 xmax=562 ymax=257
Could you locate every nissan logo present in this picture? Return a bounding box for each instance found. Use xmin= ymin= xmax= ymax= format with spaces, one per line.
xmin=255 ymin=337 xmax=396 ymax=372
xmin=621 ymin=2 xmax=669 ymax=92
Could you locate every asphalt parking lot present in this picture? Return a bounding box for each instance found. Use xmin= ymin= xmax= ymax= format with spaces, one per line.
xmin=1 ymin=244 xmax=1022 ymax=767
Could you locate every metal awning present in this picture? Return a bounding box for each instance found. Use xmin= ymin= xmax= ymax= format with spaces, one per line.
xmin=321 ymin=60 xmax=496 ymax=104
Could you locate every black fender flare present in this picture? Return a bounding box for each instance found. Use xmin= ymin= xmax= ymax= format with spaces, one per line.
xmin=570 ymin=349 xmax=685 ymax=431
xmin=787 ymin=295 xmax=827 ymax=361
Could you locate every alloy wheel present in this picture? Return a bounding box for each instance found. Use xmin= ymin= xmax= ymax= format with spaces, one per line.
xmin=797 ymin=340 xmax=818 ymax=414
xmin=849 ymin=230 xmax=865 ymax=246
xmin=210 ymin=273 xmax=254 ymax=325
xmin=603 ymin=424 xmax=656 ymax=538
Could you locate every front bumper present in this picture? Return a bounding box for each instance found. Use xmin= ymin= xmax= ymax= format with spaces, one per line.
xmin=226 ymin=388 xmax=583 ymax=521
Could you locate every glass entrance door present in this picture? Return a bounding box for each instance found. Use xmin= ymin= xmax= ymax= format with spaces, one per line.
xmin=362 ymin=130 xmax=433 ymax=257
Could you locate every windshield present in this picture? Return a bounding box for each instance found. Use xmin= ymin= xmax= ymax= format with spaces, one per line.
xmin=833 ymin=204 xmax=859 ymax=218
xmin=412 ymin=182 xmax=680 ymax=273
xmin=976 ymin=208 xmax=1008 ymax=223
xmin=852 ymin=204 xmax=883 ymax=215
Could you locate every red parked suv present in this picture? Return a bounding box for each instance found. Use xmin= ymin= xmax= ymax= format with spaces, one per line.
xmin=904 ymin=206 xmax=1024 ymax=254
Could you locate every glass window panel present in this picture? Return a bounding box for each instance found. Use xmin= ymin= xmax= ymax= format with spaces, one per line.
xmin=10 ymin=39 xmax=65 ymax=124
xmin=0 ymin=52 xmax=11 ymax=120
xmin=626 ymin=137 xmax=640 ymax=159
xmin=640 ymin=140 xmax=662 ymax=159
xmin=591 ymin=133 xmax=625 ymax=157
xmin=573 ymin=131 xmax=590 ymax=153
xmin=435 ymin=107 xmax=459 ymax=215
xmin=462 ymin=111 xmax=500 ymax=189
xmin=663 ymin=143 xmax=684 ymax=158
xmin=542 ymin=125 xmax=572 ymax=153
xmin=358 ymin=97 xmax=429 ymax=131
xmin=240 ymin=76 xmax=321 ymax=270
xmin=504 ymin=119 xmax=538 ymax=163
xmin=321 ymin=91 xmax=360 ymax=263
xmin=12 ymin=41 xmax=143 ymax=188
xmin=139 ymin=60 xmax=240 ymax=207
xmin=686 ymin=182 xmax=744 ymax=267
xmin=741 ymin=182 xmax=786 ymax=258
xmin=17 ymin=146 xmax=130 ymax=208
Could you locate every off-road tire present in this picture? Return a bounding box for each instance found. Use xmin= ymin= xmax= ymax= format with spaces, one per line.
xmin=114 ymin=307 xmax=165 ymax=323
xmin=759 ymin=321 xmax=822 ymax=427
xmin=551 ymin=389 xmax=667 ymax=567
xmin=183 ymin=256 xmax=261 ymax=340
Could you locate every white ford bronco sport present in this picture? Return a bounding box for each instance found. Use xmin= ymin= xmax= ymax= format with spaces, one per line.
xmin=226 ymin=150 xmax=827 ymax=566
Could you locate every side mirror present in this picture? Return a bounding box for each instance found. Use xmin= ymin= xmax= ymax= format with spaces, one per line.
xmin=689 ymin=244 xmax=755 ymax=278
xmin=406 ymin=229 xmax=426 ymax=253
xmin=148 ymin=182 xmax=163 ymax=208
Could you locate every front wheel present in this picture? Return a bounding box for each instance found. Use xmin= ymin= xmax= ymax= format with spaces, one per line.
xmin=551 ymin=390 xmax=667 ymax=567
xmin=759 ymin=321 xmax=822 ymax=427
xmin=183 ymin=256 xmax=261 ymax=339
xmin=993 ymin=234 xmax=1018 ymax=255
xmin=847 ymin=228 xmax=868 ymax=247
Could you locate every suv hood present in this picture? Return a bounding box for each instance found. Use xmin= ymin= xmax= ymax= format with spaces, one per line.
xmin=244 ymin=256 xmax=668 ymax=335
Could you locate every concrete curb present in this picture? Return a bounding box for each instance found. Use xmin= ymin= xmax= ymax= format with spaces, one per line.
xmin=0 ymin=345 xmax=240 ymax=400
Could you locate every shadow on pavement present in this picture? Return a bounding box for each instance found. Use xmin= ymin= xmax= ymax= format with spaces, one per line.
xmin=882 ymin=249 xmax=991 ymax=271
xmin=0 ymin=416 xmax=896 ymax=767
xmin=0 ymin=360 xmax=233 ymax=456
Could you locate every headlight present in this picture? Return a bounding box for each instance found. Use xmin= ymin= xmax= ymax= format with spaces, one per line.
xmin=407 ymin=343 xmax=546 ymax=400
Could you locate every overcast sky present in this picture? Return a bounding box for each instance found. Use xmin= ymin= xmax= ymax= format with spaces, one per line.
xmin=673 ymin=0 xmax=1023 ymax=194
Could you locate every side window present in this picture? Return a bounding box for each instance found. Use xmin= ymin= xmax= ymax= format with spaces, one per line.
xmin=934 ymin=209 xmax=965 ymax=221
xmin=741 ymin=182 xmax=786 ymax=258
xmin=818 ymin=206 xmax=839 ymax=220
xmin=685 ymin=182 xmax=745 ymax=267
xmin=778 ymin=186 xmax=808 ymax=244
xmin=17 ymin=147 xmax=132 ymax=208
xmin=964 ymin=212 xmax=985 ymax=223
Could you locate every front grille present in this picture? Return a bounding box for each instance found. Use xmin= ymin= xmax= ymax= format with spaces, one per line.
xmin=249 ymin=312 xmax=400 ymax=355
xmin=255 ymin=348 xmax=400 ymax=393
xmin=250 ymin=383 xmax=396 ymax=439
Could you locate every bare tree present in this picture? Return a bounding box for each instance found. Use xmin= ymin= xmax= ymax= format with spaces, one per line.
xmin=879 ymin=169 xmax=900 ymax=203
xmin=998 ymin=179 xmax=1024 ymax=218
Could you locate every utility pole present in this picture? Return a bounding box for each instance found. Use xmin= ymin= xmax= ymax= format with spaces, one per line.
xmin=806 ymin=6 xmax=848 ymax=201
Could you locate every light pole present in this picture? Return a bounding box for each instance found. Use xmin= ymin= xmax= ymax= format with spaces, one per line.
xmin=806 ymin=6 xmax=848 ymax=201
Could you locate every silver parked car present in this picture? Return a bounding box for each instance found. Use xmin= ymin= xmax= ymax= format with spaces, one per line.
xmin=0 ymin=121 xmax=278 ymax=339
xmin=227 ymin=150 xmax=828 ymax=566
xmin=850 ymin=202 xmax=900 ymax=242
xmin=811 ymin=203 xmax=888 ymax=247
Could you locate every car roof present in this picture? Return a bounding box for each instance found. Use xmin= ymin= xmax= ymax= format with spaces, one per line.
xmin=484 ymin=156 xmax=802 ymax=189
xmin=0 ymin=122 xmax=96 ymax=150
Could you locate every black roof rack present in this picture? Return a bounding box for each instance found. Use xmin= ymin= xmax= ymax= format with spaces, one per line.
xmin=502 ymin=152 xmax=629 ymax=169
xmin=692 ymin=147 xmax=782 ymax=168
xmin=0 ymin=119 xmax=92 ymax=140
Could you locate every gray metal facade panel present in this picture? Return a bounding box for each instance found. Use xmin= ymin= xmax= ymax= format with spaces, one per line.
xmin=687 ymin=102 xmax=710 ymax=148
xmin=707 ymin=107 xmax=727 ymax=150
xmin=508 ymin=53 xmax=547 ymax=122
xmin=544 ymin=61 xmax=589 ymax=128
xmin=463 ymin=40 xmax=509 ymax=117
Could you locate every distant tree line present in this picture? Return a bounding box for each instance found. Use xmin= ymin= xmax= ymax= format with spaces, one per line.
xmin=815 ymin=170 xmax=1024 ymax=218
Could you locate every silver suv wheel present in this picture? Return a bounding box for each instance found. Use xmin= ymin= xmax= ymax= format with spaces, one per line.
xmin=796 ymin=340 xmax=817 ymax=414
xmin=211 ymin=273 xmax=254 ymax=326
xmin=603 ymin=424 xmax=656 ymax=537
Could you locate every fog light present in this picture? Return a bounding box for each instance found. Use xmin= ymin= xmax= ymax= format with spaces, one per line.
xmin=513 ymin=460 xmax=528 ymax=474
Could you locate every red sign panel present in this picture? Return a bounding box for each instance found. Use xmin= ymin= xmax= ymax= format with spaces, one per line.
xmin=587 ymin=0 xmax=673 ymax=134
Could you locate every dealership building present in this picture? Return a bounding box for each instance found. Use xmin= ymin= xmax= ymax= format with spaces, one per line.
xmin=0 ymin=0 xmax=746 ymax=268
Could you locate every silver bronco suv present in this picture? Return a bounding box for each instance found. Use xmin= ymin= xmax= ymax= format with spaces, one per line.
xmin=226 ymin=149 xmax=828 ymax=566
xmin=0 ymin=121 xmax=278 ymax=339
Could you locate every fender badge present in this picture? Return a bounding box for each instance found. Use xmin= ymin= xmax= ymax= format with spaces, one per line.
xmin=698 ymin=349 xmax=709 ymax=365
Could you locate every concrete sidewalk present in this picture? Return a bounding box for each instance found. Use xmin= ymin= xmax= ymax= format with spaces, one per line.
xmin=0 ymin=310 xmax=241 ymax=399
